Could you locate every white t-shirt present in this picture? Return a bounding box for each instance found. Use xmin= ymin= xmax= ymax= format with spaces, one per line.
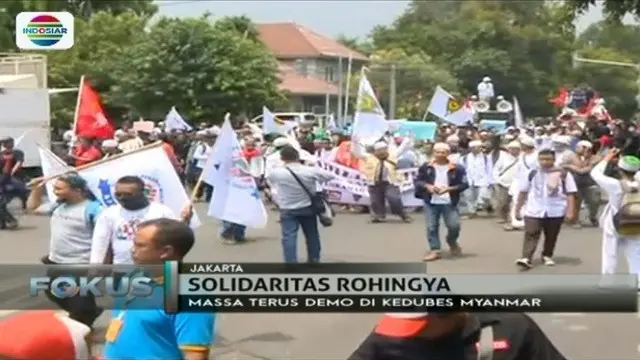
xmin=89 ymin=202 xmax=178 ymax=264
xmin=430 ymin=164 xmax=451 ymax=205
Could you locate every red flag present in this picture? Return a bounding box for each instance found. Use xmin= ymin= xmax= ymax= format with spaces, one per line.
xmin=74 ymin=81 xmax=115 ymax=140
xmin=549 ymin=88 xmax=569 ymax=108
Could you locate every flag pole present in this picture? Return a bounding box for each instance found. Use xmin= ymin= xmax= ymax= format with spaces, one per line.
xmin=343 ymin=53 xmax=353 ymax=120
xmin=36 ymin=141 xmax=164 ymax=184
xmin=71 ymin=75 xmax=85 ymax=135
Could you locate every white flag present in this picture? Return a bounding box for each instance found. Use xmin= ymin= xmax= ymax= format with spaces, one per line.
xmin=262 ymin=106 xmax=296 ymax=135
xmin=205 ymin=119 xmax=267 ymax=228
xmin=78 ymin=144 xmax=201 ymax=227
xmin=352 ymin=73 xmax=388 ymax=144
xmin=37 ymin=146 xmax=71 ymax=203
xmin=164 ymin=106 xmax=193 ymax=132
xmin=427 ymin=86 xmax=473 ymax=126
xmin=514 ymin=97 xmax=524 ymax=128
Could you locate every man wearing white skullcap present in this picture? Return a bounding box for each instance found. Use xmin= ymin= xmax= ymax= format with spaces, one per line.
xmin=190 ymin=130 xmax=216 ymax=201
xmin=551 ymin=135 xmax=576 ymax=167
xmin=263 ymin=137 xmax=292 ymax=208
xmin=508 ymin=135 xmax=538 ymax=229
xmin=414 ymin=142 xmax=468 ymax=261
xmin=445 ymin=135 xmax=461 ymax=163
xmin=101 ymin=139 xmax=120 ymax=159
xmin=563 ymin=140 xmax=600 ymax=227
xmin=590 ymin=150 xmax=640 ymax=285
xmin=477 ymin=76 xmax=494 ymax=100
xmin=458 ymin=140 xmax=490 ymax=217
xmin=352 ymin=136 xmax=412 ymax=223
xmin=514 ymin=148 xmax=578 ymax=269
xmin=492 ymin=140 xmax=521 ymax=229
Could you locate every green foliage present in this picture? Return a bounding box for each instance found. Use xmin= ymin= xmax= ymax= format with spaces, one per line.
xmin=567 ymin=0 xmax=640 ymax=20
xmin=110 ymin=15 xmax=283 ymax=123
xmin=371 ymin=0 xmax=577 ymax=118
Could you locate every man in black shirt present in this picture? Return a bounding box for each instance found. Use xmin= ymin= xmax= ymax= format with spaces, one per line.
xmin=348 ymin=312 xmax=566 ymax=360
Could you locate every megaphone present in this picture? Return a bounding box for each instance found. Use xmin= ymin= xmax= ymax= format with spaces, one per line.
xmin=496 ymin=100 xmax=513 ymax=113
xmin=474 ymin=100 xmax=490 ymax=113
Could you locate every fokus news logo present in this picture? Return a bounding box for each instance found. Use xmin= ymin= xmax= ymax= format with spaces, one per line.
xmin=15 ymin=12 xmax=75 ymax=50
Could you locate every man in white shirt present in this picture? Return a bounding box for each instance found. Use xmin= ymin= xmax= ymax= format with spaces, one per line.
xmin=514 ymin=149 xmax=577 ymax=269
xmin=476 ymin=76 xmax=494 ymax=101
xmin=459 ymin=140 xmax=490 ymax=217
xmin=492 ymin=141 xmax=521 ymax=229
xmin=191 ymin=131 xmax=216 ymax=202
xmin=90 ymin=175 xmax=193 ymax=265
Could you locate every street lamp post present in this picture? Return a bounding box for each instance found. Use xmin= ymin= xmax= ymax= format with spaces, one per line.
xmin=572 ymin=54 xmax=640 ymax=109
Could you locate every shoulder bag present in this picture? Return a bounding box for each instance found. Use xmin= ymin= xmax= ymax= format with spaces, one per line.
xmin=285 ymin=167 xmax=334 ymax=227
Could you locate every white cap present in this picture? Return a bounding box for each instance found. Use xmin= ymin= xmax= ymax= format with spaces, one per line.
xmin=469 ymin=140 xmax=482 ymax=148
xmin=577 ymin=140 xmax=593 ymax=148
xmin=433 ymin=142 xmax=450 ymax=151
xmin=446 ymin=135 xmax=459 ymax=143
xmin=209 ymin=126 xmax=221 ymax=136
xmin=102 ymin=139 xmax=117 ymax=148
xmin=483 ymin=76 xmax=491 ymax=82
xmin=519 ymin=135 xmax=535 ymax=147
xmin=496 ymin=95 xmax=504 ymax=100
xmin=506 ymin=141 xmax=521 ymax=149
xmin=373 ymin=141 xmax=388 ymax=150
xmin=273 ymin=138 xmax=290 ymax=148
xmin=504 ymin=134 xmax=515 ymax=141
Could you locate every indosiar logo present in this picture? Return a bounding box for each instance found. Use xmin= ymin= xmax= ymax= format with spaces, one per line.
xmin=15 ymin=12 xmax=75 ymax=50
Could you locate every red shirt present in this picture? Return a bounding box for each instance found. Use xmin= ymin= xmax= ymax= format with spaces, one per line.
xmin=73 ymin=145 xmax=102 ymax=166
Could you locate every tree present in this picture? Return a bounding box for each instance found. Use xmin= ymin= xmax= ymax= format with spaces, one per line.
xmin=371 ymin=0 xmax=577 ymax=117
xmin=577 ymin=21 xmax=640 ymax=61
xmin=573 ymin=21 xmax=640 ymax=119
xmin=572 ymin=47 xmax=638 ymax=119
xmin=46 ymin=11 xmax=150 ymax=127
xmin=111 ymin=15 xmax=283 ymax=123
xmin=336 ymin=35 xmax=374 ymax=56
xmin=359 ymin=48 xmax=459 ymax=119
xmin=567 ymin=0 xmax=640 ymax=20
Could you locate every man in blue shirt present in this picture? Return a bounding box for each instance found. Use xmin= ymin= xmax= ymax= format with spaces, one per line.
xmin=103 ymin=217 xmax=215 ymax=360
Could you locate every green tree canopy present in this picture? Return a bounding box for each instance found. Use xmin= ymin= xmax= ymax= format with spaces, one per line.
xmin=370 ymin=0 xmax=576 ymax=117
xmin=111 ymin=15 xmax=283 ymax=123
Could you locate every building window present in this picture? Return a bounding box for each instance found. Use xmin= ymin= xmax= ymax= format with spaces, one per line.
xmin=294 ymin=59 xmax=308 ymax=76
xmin=324 ymin=66 xmax=335 ymax=82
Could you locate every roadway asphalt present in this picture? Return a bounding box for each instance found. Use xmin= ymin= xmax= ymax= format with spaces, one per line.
xmin=0 ymin=202 xmax=638 ymax=359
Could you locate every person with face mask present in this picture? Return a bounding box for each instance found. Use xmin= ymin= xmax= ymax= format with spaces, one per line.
xmin=89 ymin=175 xmax=193 ymax=265
xmin=26 ymin=173 xmax=105 ymax=328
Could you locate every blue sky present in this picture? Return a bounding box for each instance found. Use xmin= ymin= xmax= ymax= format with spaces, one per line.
xmin=156 ymin=1 xmax=623 ymax=38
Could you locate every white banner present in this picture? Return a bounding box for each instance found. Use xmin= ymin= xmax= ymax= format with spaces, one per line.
xmin=316 ymin=160 xmax=423 ymax=207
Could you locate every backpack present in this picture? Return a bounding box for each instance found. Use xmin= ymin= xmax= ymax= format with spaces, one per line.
xmin=613 ymin=181 xmax=640 ymax=236
xmin=527 ymin=168 xmax=567 ymax=194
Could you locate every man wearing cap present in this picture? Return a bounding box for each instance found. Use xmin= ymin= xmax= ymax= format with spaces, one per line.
xmin=492 ymin=141 xmax=521 ymax=229
xmin=191 ymin=131 xmax=216 ymax=202
xmin=101 ymin=139 xmax=120 ymax=159
xmin=348 ymin=312 xmax=566 ymax=360
xmin=459 ymin=140 xmax=491 ymax=217
xmin=477 ymin=76 xmax=494 ymax=101
xmin=514 ymin=149 xmax=577 ymax=269
xmin=562 ymin=140 xmax=600 ymax=227
xmin=352 ymin=136 xmax=412 ymax=223
xmin=590 ymin=149 xmax=640 ymax=283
